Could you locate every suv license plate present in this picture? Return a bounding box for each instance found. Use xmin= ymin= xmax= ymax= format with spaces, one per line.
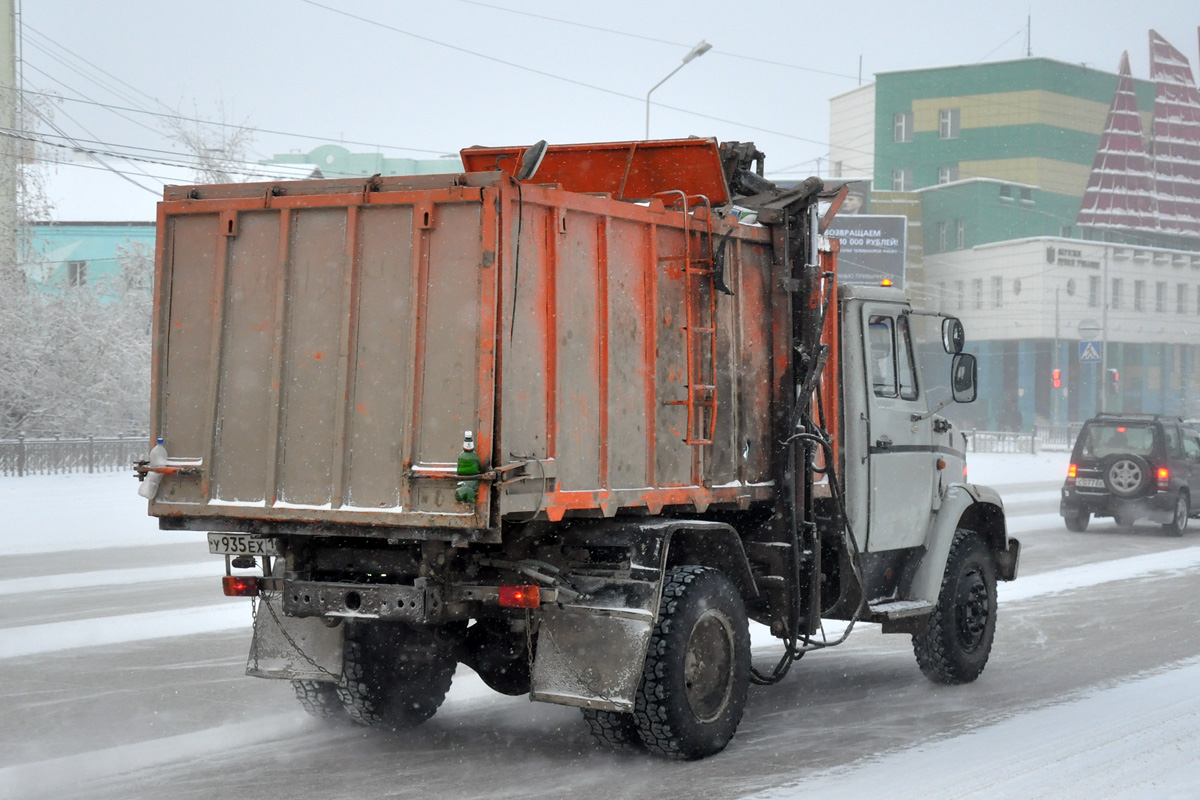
xmin=208 ymin=533 xmax=280 ymax=556
xmin=1075 ymin=478 xmax=1105 ymax=489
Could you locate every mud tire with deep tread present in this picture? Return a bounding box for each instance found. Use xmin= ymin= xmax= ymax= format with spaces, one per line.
xmin=292 ymin=679 xmax=344 ymax=720
xmin=337 ymin=622 xmax=456 ymax=729
xmin=632 ymin=565 xmax=750 ymax=760
xmin=581 ymin=709 xmax=646 ymax=753
xmin=913 ymin=530 xmax=997 ymax=685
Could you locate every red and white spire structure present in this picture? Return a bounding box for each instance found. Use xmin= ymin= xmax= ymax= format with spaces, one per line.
xmin=1148 ymin=29 xmax=1200 ymax=236
xmin=1076 ymin=52 xmax=1155 ymax=230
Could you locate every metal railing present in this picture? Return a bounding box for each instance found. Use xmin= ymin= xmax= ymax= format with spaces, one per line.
xmin=0 ymin=435 xmax=148 ymax=477
xmin=964 ymin=423 xmax=1084 ymax=455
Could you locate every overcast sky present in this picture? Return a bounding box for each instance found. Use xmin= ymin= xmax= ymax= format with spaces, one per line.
xmin=19 ymin=0 xmax=1200 ymax=220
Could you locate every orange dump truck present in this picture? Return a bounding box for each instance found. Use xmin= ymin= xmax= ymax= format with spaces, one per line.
xmin=139 ymin=138 xmax=1016 ymax=759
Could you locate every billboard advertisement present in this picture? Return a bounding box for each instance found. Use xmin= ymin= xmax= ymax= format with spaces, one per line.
xmin=824 ymin=215 xmax=907 ymax=288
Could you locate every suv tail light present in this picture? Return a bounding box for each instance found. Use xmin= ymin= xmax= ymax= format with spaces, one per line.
xmin=1066 ymin=463 xmax=1077 ymax=485
xmin=1157 ymin=466 xmax=1170 ymax=490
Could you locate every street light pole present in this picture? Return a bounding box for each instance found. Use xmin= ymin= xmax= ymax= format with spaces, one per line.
xmin=645 ymin=40 xmax=712 ymax=139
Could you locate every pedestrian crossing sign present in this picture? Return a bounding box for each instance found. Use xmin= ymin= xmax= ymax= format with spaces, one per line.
xmin=1079 ymin=341 xmax=1102 ymax=363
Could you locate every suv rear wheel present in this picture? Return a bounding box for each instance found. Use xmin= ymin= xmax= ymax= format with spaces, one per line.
xmin=1064 ymin=509 xmax=1090 ymax=532
xmin=1163 ymin=493 xmax=1189 ymax=537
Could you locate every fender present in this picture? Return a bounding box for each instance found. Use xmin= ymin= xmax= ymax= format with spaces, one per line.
xmin=528 ymin=519 xmax=756 ymax=711
xmin=908 ymin=482 xmax=1017 ymax=604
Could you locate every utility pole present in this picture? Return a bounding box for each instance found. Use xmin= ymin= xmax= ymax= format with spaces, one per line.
xmin=0 ymin=0 xmax=18 ymax=280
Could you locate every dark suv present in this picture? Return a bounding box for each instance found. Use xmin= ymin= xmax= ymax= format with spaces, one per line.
xmin=1060 ymin=414 xmax=1200 ymax=535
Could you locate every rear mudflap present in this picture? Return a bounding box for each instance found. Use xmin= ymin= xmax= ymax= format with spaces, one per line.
xmin=247 ymin=590 xmax=344 ymax=682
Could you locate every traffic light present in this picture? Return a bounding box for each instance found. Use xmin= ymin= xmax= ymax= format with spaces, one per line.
xmin=1105 ymin=368 xmax=1119 ymax=395
xmin=1051 ymin=368 xmax=1061 ymax=389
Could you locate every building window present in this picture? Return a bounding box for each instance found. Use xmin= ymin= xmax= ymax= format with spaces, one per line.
xmin=1133 ymin=280 xmax=1144 ymax=311
xmin=832 ymin=160 xmax=843 ymax=178
xmin=956 ymin=280 xmax=965 ymax=310
xmin=1061 ymin=225 xmax=1074 ymax=238
xmin=892 ymin=169 xmax=912 ymax=191
xmin=1019 ymin=187 xmax=1033 ymax=203
xmin=955 ymin=218 xmax=965 ymax=249
xmin=1156 ymin=281 xmax=1166 ymax=312
xmin=938 ymin=165 xmax=959 ymax=184
xmin=1089 ymin=276 xmax=1100 ymax=308
xmin=67 ymin=260 xmax=88 ymax=287
xmin=973 ymin=278 xmax=983 ymax=309
xmin=936 ymin=221 xmax=949 ymax=252
xmin=1178 ymin=283 xmax=1188 ymax=314
xmin=893 ymin=112 xmax=913 ymax=143
xmin=999 ymin=184 xmax=1013 ymax=201
xmin=992 ymin=276 xmax=1003 ymax=307
xmin=939 ymin=108 xmax=960 ymax=139
xmin=1112 ymin=278 xmax=1122 ymax=310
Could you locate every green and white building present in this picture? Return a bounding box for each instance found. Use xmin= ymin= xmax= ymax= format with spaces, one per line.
xmin=830 ymin=38 xmax=1200 ymax=429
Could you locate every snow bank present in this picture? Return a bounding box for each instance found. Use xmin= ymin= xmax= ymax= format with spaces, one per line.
xmin=755 ymin=656 xmax=1200 ymax=799
xmin=0 ymin=472 xmax=201 ymax=555
xmin=966 ymin=450 xmax=1070 ymax=488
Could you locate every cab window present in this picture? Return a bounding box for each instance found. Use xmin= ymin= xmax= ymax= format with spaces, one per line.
xmin=867 ymin=316 xmax=897 ymax=398
xmin=896 ymin=314 xmax=919 ymax=400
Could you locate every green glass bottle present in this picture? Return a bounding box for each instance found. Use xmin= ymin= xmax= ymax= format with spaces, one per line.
xmin=455 ymin=430 xmax=483 ymax=504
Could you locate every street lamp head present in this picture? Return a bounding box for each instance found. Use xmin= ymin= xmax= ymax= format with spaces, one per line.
xmin=682 ymin=40 xmax=712 ymax=64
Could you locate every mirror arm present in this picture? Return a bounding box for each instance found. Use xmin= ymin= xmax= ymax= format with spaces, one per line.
xmin=912 ymin=397 xmax=953 ymax=422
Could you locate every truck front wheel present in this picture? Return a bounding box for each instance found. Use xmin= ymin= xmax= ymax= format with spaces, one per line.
xmin=912 ymin=530 xmax=997 ymax=685
xmin=337 ymin=622 xmax=456 ymax=729
xmin=633 ymin=566 xmax=750 ymax=760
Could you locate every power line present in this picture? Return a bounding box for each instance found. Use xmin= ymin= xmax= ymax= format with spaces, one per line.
xmin=15 ymin=87 xmax=454 ymax=158
xmin=451 ymin=0 xmax=859 ymax=81
xmin=295 ymin=0 xmax=833 ymax=149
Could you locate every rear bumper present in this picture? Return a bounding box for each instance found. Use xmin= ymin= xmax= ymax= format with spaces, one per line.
xmin=1060 ymin=486 xmax=1176 ymax=522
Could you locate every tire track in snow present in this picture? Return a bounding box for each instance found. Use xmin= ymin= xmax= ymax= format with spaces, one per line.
xmin=4 ymin=545 xmax=1200 ymax=661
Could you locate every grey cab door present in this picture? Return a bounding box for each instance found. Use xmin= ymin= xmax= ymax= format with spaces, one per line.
xmin=862 ymin=304 xmax=935 ymax=551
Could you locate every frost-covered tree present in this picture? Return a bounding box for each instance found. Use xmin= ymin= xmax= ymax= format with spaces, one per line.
xmin=162 ymin=103 xmax=255 ymax=184
xmin=0 ymin=243 xmax=152 ymax=438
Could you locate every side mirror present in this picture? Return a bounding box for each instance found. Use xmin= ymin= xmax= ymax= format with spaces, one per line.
xmin=951 ymin=353 xmax=977 ymax=403
xmin=942 ymin=317 xmax=965 ymax=354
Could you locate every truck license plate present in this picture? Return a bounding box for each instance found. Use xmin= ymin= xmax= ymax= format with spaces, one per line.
xmin=1075 ymin=478 xmax=1104 ymax=489
xmin=207 ymin=533 xmax=280 ymax=556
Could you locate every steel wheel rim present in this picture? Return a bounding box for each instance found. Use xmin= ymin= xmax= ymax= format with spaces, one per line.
xmin=1177 ymin=496 xmax=1188 ymax=529
xmin=955 ymin=566 xmax=990 ymax=653
xmin=1109 ymin=460 xmax=1142 ymax=495
xmin=684 ymin=609 xmax=735 ymax=723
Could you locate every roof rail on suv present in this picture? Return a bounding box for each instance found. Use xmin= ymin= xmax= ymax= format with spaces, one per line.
xmin=1093 ymin=412 xmax=1183 ymax=422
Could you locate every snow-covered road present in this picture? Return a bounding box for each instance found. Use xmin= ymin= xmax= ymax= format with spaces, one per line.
xmin=3 ymin=453 xmax=1200 ymax=800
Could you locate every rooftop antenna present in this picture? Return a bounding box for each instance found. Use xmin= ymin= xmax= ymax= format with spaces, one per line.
xmin=1026 ymin=13 xmax=1032 ymax=57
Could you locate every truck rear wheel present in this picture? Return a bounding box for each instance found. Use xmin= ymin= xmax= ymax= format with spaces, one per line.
xmin=292 ymin=680 xmax=344 ymax=720
xmin=633 ymin=566 xmax=750 ymax=760
xmin=581 ymin=709 xmax=645 ymax=753
xmin=913 ymin=530 xmax=996 ymax=685
xmin=337 ymin=622 xmax=456 ymax=729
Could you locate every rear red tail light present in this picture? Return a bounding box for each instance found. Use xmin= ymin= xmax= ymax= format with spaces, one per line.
xmin=223 ymin=575 xmax=260 ymax=597
xmin=1157 ymin=467 xmax=1170 ymax=490
xmin=1067 ymin=463 xmax=1077 ymax=485
xmin=498 ymin=585 xmax=541 ymax=608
